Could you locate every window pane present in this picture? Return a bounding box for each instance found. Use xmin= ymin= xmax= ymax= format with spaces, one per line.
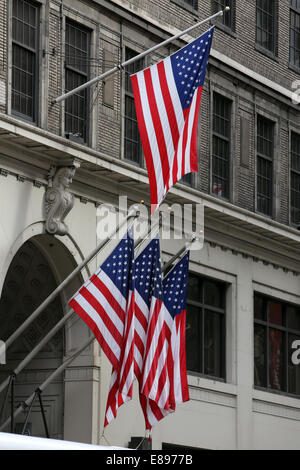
xmin=186 ymin=305 xmax=202 ymax=373
xmin=11 ymin=0 xmax=38 ymax=120
xmin=257 ymin=116 xmax=273 ymax=216
xmin=65 ymin=21 xmax=89 ymax=142
xmin=124 ymin=49 xmax=143 ymax=164
xmin=268 ymin=300 xmax=283 ymax=326
xmin=256 ymin=0 xmax=276 ymax=53
xmin=204 ymin=310 xmax=224 ymax=377
xmin=288 ymin=334 xmax=300 ymax=395
xmin=212 ymin=93 xmax=231 ymax=200
xmin=212 ymin=0 xmax=232 ymax=29
xmin=287 ymin=305 xmax=300 ymax=330
xmin=254 ymin=325 xmax=266 ymax=387
xmin=290 ymin=10 xmax=300 ymax=67
xmin=187 ymin=274 xmax=202 ymax=303
xmin=203 ymin=279 xmax=224 ymax=308
xmin=254 ymin=294 xmax=266 ymax=321
xmin=269 ymin=328 xmax=284 ymax=391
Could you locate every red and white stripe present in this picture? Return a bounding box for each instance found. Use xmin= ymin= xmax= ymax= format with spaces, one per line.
xmin=131 ymin=57 xmax=202 ymax=213
xmin=69 ymin=270 xmax=127 ymax=372
xmin=140 ymin=297 xmax=173 ymax=410
xmin=104 ymin=288 xmax=136 ymax=426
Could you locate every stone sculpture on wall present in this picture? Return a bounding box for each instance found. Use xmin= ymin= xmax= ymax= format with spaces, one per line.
xmin=44 ymin=161 xmax=80 ymax=236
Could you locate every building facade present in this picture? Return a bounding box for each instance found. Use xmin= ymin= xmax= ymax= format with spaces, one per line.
xmin=0 ymin=0 xmax=300 ymax=450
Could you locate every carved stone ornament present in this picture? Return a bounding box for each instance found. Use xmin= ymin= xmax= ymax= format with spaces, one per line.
xmin=44 ymin=162 xmax=80 ymax=236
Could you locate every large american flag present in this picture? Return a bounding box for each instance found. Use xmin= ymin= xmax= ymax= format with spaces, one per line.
xmin=130 ymin=27 xmax=214 ymax=213
xmin=163 ymin=252 xmax=190 ymax=407
xmin=139 ymin=251 xmax=190 ymax=431
xmin=68 ymin=231 xmax=135 ymax=425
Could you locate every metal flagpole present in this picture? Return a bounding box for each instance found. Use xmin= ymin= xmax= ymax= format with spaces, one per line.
xmin=53 ymin=7 xmax=229 ymax=105
xmin=0 ymin=215 xmax=159 ymax=397
xmin=4 ymin=206 xmax=140 ymax=352
xmin=0 ymin=336 xmax=94 ymax=432
xmin=0 ymin=232 xmax=200 ymax=433
xmin=162 ymin=234 xmax=200 ymax=273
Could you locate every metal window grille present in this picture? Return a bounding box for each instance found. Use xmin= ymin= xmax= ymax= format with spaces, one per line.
xmin=11 ymin=0 xmax=38 ymax=121
xmin=290 ymin=0 xmax=300 ymax=68
xmin=291 ymin=132 xmax=300 ymax=225
xmin=212 ymin=93 xmax=231 ymax=200
xmin=256 ymin=0 xmax=276 ymax=53
xmin=185 ymin=274 xmax=226 ymax=379
xmin=182 ymin=0 xmax=198 ymax=9
xmin=124 ymin=49 xmax=143 ymax=165
xmin=65 ymin=20 xmax=89 ymax=143
xmin=257 ymin=115 xmax=274 ymax=216
xmin=212 ymin=0 xmax=233 ymax=29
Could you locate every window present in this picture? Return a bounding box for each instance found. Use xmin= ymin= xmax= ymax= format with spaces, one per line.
xmin=256 ymin=0 xmax=277 ymax=54
xmin=65 ymin=20 xmax=89 ymax=143
xmin=254 ymin=293 xmax=300 ymax=396
xmin=257 ymin=116 xmax=274 ymax=216
xmin=11 ymin=0 xmax=39 ymax=121
xmin=212 ymin=93 xmax=231 ymax=200
xmin=290 ymin=0 xmax=300 ymax=68
xmin=185 ymin=274 xmax=226 ymax=379
xmin=212 ymin=0 xmax=234 ymax=30
xmin=179 ymin=0 xmax=197 ymax=9
xmin=124 ymin=48 xmax=143 ymax=164
xmin=291 ymin=132 xmax=300 ymax=225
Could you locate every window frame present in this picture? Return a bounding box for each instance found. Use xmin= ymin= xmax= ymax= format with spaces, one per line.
xmin=290 ymin=0 xmax=300 ymax=71
xmin=11 ymin=0 xmax=39 ymax=123
xmin=255 ymin=0 xmax=278 ymax=57
xmin=212 ymin=0 xmax=235 ymax=33
xmin=123 ymin=47 xmax=144 ymax=166
xmin=64 ymin=19 xmax=90 ymax=145
xmin=254 ymin=292 xmax=300 ymax=398
xmin=290 ymin=131 xmax=300 ymax=226
xmin=171 ymin=0 xmax=198 ymax=14
xmin=185 ymin=273 xmax=227 ymax=381
xmin=256 ymin=115 xmax=274 ymax=217
xmin=211 ymin=92 xmax=232 ymax=201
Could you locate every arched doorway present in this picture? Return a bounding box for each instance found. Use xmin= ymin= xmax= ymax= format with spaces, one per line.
xmin=0 ymin=235 xmax=81 ymax=439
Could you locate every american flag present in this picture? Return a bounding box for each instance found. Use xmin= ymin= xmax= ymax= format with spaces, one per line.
xmin=139 ymin=251 xmax=190 ymax=431
xmin=68 ymin=230 xmax=135 ymax=425
xmin=163 ymin=252 xmax=190 ymax=407
xmin=134 ymin=237 xmax=173 ymax=427
xmin=130 ymin=28 xmax=214 ymax=213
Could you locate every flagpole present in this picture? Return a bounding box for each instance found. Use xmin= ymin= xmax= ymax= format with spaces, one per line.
xmin=0 ymin=232 xmax=201 ymax=431
xmin=52 ymin=7 xmax=229 ymax=105
xmin=4 ymin=207 xmax=140 ymax=351
xmin=0 ymin=337 xmax=94 ymax=432
xmin=0 ymin=215 xmax=161 ymax=398
xmin=162 ymin=235 xmax=200 ymax=273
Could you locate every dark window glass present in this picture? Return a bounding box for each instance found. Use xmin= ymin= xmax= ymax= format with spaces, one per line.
xmin=254 ymin=293 xmax=300 ymax=396
xmin=212 ymin=0 xmax=233 ymax=29
xmin=291 ymin=132 xmax=300 ymax=225
xmin=186 ymin=274 xmax=226 ymax=379
xmin=65 ymin=21 xmax=89 ymax=143
xmin=257 ymin=116 xmax=274 ymax=216
xmin=254 ymin=324 xmax=266 ymax=387
xmin=212 ymin=93 xmax=231 ymax=200
xmin=256 ymin=0 xmax=276 ymax=53
xmin=290 ymin=0 xmax=300 ymax=68
xmin=124 ymin=49 xmax=143 ymax=164
xmin=12 ymin=0 xmax=38 ymax=120
xmin=182 ymin=0 xmax=198 ymax=9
